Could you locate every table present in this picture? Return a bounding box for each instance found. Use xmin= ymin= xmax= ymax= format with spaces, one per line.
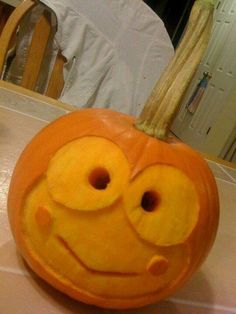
xmin=1 ymin=81 xmax=236 ymax=314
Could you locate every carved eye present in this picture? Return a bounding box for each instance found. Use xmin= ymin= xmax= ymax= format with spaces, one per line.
xmin=46 ymin=137 xmax=130 ymax=211
xmin=123 ymin=165 xmax=200 ymax=246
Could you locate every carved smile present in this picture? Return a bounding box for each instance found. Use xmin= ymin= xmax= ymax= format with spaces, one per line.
xmin=57 ymin=236 xmax=140 ymax=277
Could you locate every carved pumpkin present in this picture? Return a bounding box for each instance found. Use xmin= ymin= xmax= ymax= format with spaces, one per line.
xmin=8 ymin=0 xmax=219 ymax=309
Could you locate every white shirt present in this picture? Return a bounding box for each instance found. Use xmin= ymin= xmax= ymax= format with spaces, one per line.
xmin=41 ymin=0 xmax=174 ymax=115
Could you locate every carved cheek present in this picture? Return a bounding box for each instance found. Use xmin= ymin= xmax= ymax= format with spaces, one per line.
xmin=35 ymin=206 xmax=53 ymax=229
xmin=146 ymin=255 xmax=169 ymax=276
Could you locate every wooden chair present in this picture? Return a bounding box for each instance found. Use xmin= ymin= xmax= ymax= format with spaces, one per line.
xmin=0 ymin=0 xmax=65 ymax=99
xmin=0 ymin=2 xmax=14 ymax=36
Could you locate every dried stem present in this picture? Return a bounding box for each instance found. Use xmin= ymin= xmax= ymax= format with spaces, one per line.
xmin=135 ymin=0 xmax=214 ymax=140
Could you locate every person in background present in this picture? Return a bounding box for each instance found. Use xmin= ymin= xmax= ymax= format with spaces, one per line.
xmin=5 ymin=0 xmax=174 ymax=116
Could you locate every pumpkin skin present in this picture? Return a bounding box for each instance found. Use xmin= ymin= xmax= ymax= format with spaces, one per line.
xmin=8 ymin=108 xmax=219 ymax=309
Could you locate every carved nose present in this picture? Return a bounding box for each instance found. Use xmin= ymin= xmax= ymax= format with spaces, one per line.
xmin=147 ymin=255 xmax=169 ymax=276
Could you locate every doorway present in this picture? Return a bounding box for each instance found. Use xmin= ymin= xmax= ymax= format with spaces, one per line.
xmin=171 ymin=0 xmax=236 ymax=159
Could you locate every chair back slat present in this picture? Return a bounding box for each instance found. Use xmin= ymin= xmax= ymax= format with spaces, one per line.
xmin=21 ymin=12 xmax=51 ymax=90
xmin=0 ymin=3 xmax=14 ymax=36
xmin=0 ymin=0 xmax=36 ymax=76
xmin=46 ymin=51 xmax=65 ymax=99
xmin=0 ymin=0 xmax=65 ymax=100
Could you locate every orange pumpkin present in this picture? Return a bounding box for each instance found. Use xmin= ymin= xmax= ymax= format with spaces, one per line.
xmin=7 ymin=0 xmax=219 ymax=309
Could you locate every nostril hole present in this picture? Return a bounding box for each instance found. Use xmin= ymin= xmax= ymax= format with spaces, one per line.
xmin=89 ymin=167 xmax=110 ymax=190
xmin=141 ymin=191 xmax=159 ymax=212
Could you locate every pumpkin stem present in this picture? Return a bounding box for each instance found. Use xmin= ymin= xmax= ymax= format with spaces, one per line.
xmin=135 ymin=0 xmax=215 ymax=140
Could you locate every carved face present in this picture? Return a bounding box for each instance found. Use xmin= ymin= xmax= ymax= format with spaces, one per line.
xmin=8 ymin=109 xmax=219 ymax=309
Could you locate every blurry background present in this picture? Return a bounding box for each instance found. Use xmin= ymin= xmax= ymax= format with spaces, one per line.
xmin=145 ymin=0 xmax=195 ymax=47
xmin=1 ymin=0 xmax=236 ymax=164
xmin=146 ymin=0 xmax=236 ymax=164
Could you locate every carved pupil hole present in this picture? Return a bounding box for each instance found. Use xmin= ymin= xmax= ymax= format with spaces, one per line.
xmin=141 ymin=191 xmax=159 ymax=212
xmin=89 ymin=168 xmax=110 ymax=190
